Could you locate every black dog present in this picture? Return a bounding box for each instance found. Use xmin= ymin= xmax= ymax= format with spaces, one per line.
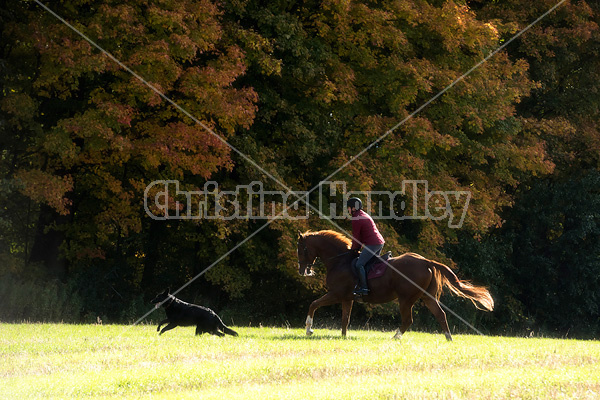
xmin=151 ymin=289 xmax=238 ymax=337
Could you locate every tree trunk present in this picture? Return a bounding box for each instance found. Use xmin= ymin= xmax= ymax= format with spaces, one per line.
xmin=29 ymin=205 xmax=68 ymax=280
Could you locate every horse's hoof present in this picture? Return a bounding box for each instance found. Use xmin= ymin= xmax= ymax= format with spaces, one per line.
xmin=306 ymin=329 xmax=313 ymax=336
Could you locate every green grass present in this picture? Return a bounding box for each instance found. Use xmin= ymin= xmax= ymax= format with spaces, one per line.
xmin=1 ymin=323 xmax=599 ymax=399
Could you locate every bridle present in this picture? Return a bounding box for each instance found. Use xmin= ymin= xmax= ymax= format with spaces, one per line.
xmin=299 ymin=240 xmax=317 ymax=274
xmin=298 ymin=236 xmax=351 ymax=275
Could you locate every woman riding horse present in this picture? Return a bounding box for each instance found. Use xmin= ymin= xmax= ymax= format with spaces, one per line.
xmin=297 ymin=230 xmax=494 ymax=339
xmin=347 ymin=197 xmax=385 ymax=296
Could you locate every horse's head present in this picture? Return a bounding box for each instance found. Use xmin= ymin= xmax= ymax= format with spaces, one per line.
xmin=297 ymin=231 xmax=316 ymax=276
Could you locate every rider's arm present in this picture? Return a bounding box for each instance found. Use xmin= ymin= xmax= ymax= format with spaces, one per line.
xmin=351 ymin=218 xmax=362 ymax=251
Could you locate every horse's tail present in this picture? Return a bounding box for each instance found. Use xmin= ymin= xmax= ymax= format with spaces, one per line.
xmin=429 ymin=260 xmax=494 ymax=311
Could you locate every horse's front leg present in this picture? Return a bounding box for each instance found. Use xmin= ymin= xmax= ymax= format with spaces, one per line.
xmin=306 ymin=292 xmax=339 ymax=336
xmin=341 ymin=300 xmax=354 ymax=338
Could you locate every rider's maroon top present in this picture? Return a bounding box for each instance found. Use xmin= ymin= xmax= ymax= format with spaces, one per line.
xmin=350 ymin=209 xmax=385 ymax=251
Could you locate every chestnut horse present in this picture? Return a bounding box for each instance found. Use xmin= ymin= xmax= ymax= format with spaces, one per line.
xmin=297 ymin=230 xmax=494 ymax=340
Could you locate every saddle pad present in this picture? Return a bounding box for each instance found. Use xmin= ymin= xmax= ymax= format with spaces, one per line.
xmin=367 ymin=261 xmax=387 ymax=280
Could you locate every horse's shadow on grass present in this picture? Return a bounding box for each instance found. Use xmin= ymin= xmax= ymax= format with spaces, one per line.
xmin=271 ymin=333 xmax=359 ymax=341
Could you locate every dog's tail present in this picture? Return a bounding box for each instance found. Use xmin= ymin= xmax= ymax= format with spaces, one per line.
xmin=218 ymin=317 xmax=239 ymax=336
xmin=222 ymin=325 xmax=239 ymax=336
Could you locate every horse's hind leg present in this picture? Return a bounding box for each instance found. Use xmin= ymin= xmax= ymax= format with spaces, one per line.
xmin=423 ymin=297 xmax=452 ymax=341
xmin=393 ymin=302 xmax=414 ymax=339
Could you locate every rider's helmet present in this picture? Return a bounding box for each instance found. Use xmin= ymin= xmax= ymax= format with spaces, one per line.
xmin=346 ymin=197 xmax=362 ymax=211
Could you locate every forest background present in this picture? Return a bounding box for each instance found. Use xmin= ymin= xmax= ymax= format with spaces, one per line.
xmin=1 ymin=0 xmax=599 ymax=338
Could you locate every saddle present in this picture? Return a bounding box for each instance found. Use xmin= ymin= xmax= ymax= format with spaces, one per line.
xmin=351 ymin=251 xmax=392 ymax=280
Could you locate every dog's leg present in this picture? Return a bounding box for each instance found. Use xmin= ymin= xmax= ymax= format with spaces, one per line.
xmin=195 ymin=325 xmax=207 ymax=336
xmin=157 ymin=318 xmax=169 ymax=332
xmin=213 ymin=330 xmax=225 ymax=337
xmin=159 ymin=323 xmax=177 ymax=335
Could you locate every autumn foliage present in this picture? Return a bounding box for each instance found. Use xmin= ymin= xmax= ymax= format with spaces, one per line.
xmin=1 ymin=0 xmax=599 ymax=336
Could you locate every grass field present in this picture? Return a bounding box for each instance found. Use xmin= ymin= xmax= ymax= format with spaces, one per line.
xmin=1 ymin=323 xmax=599 ymax=399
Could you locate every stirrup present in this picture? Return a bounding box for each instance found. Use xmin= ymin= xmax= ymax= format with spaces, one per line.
xmin=353 ymin=287 xmax=369 ymax=296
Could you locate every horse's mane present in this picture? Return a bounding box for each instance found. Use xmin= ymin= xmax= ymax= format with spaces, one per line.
xmin=302 ymin=230 xmax=352 ymax=249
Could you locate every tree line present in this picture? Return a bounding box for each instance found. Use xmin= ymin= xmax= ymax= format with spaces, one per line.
xmin=1 ymin=0 xmax=599 ymax=337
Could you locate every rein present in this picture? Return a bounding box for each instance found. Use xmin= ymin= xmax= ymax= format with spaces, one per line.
xmin=325 ymin=250 xmax=352 ymax=260
xmin=301 ymin=241 xmax=351 ymax=269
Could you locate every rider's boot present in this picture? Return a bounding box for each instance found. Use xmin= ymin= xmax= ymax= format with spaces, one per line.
xmin=353 ymin=265 xmax=369 ymax=296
